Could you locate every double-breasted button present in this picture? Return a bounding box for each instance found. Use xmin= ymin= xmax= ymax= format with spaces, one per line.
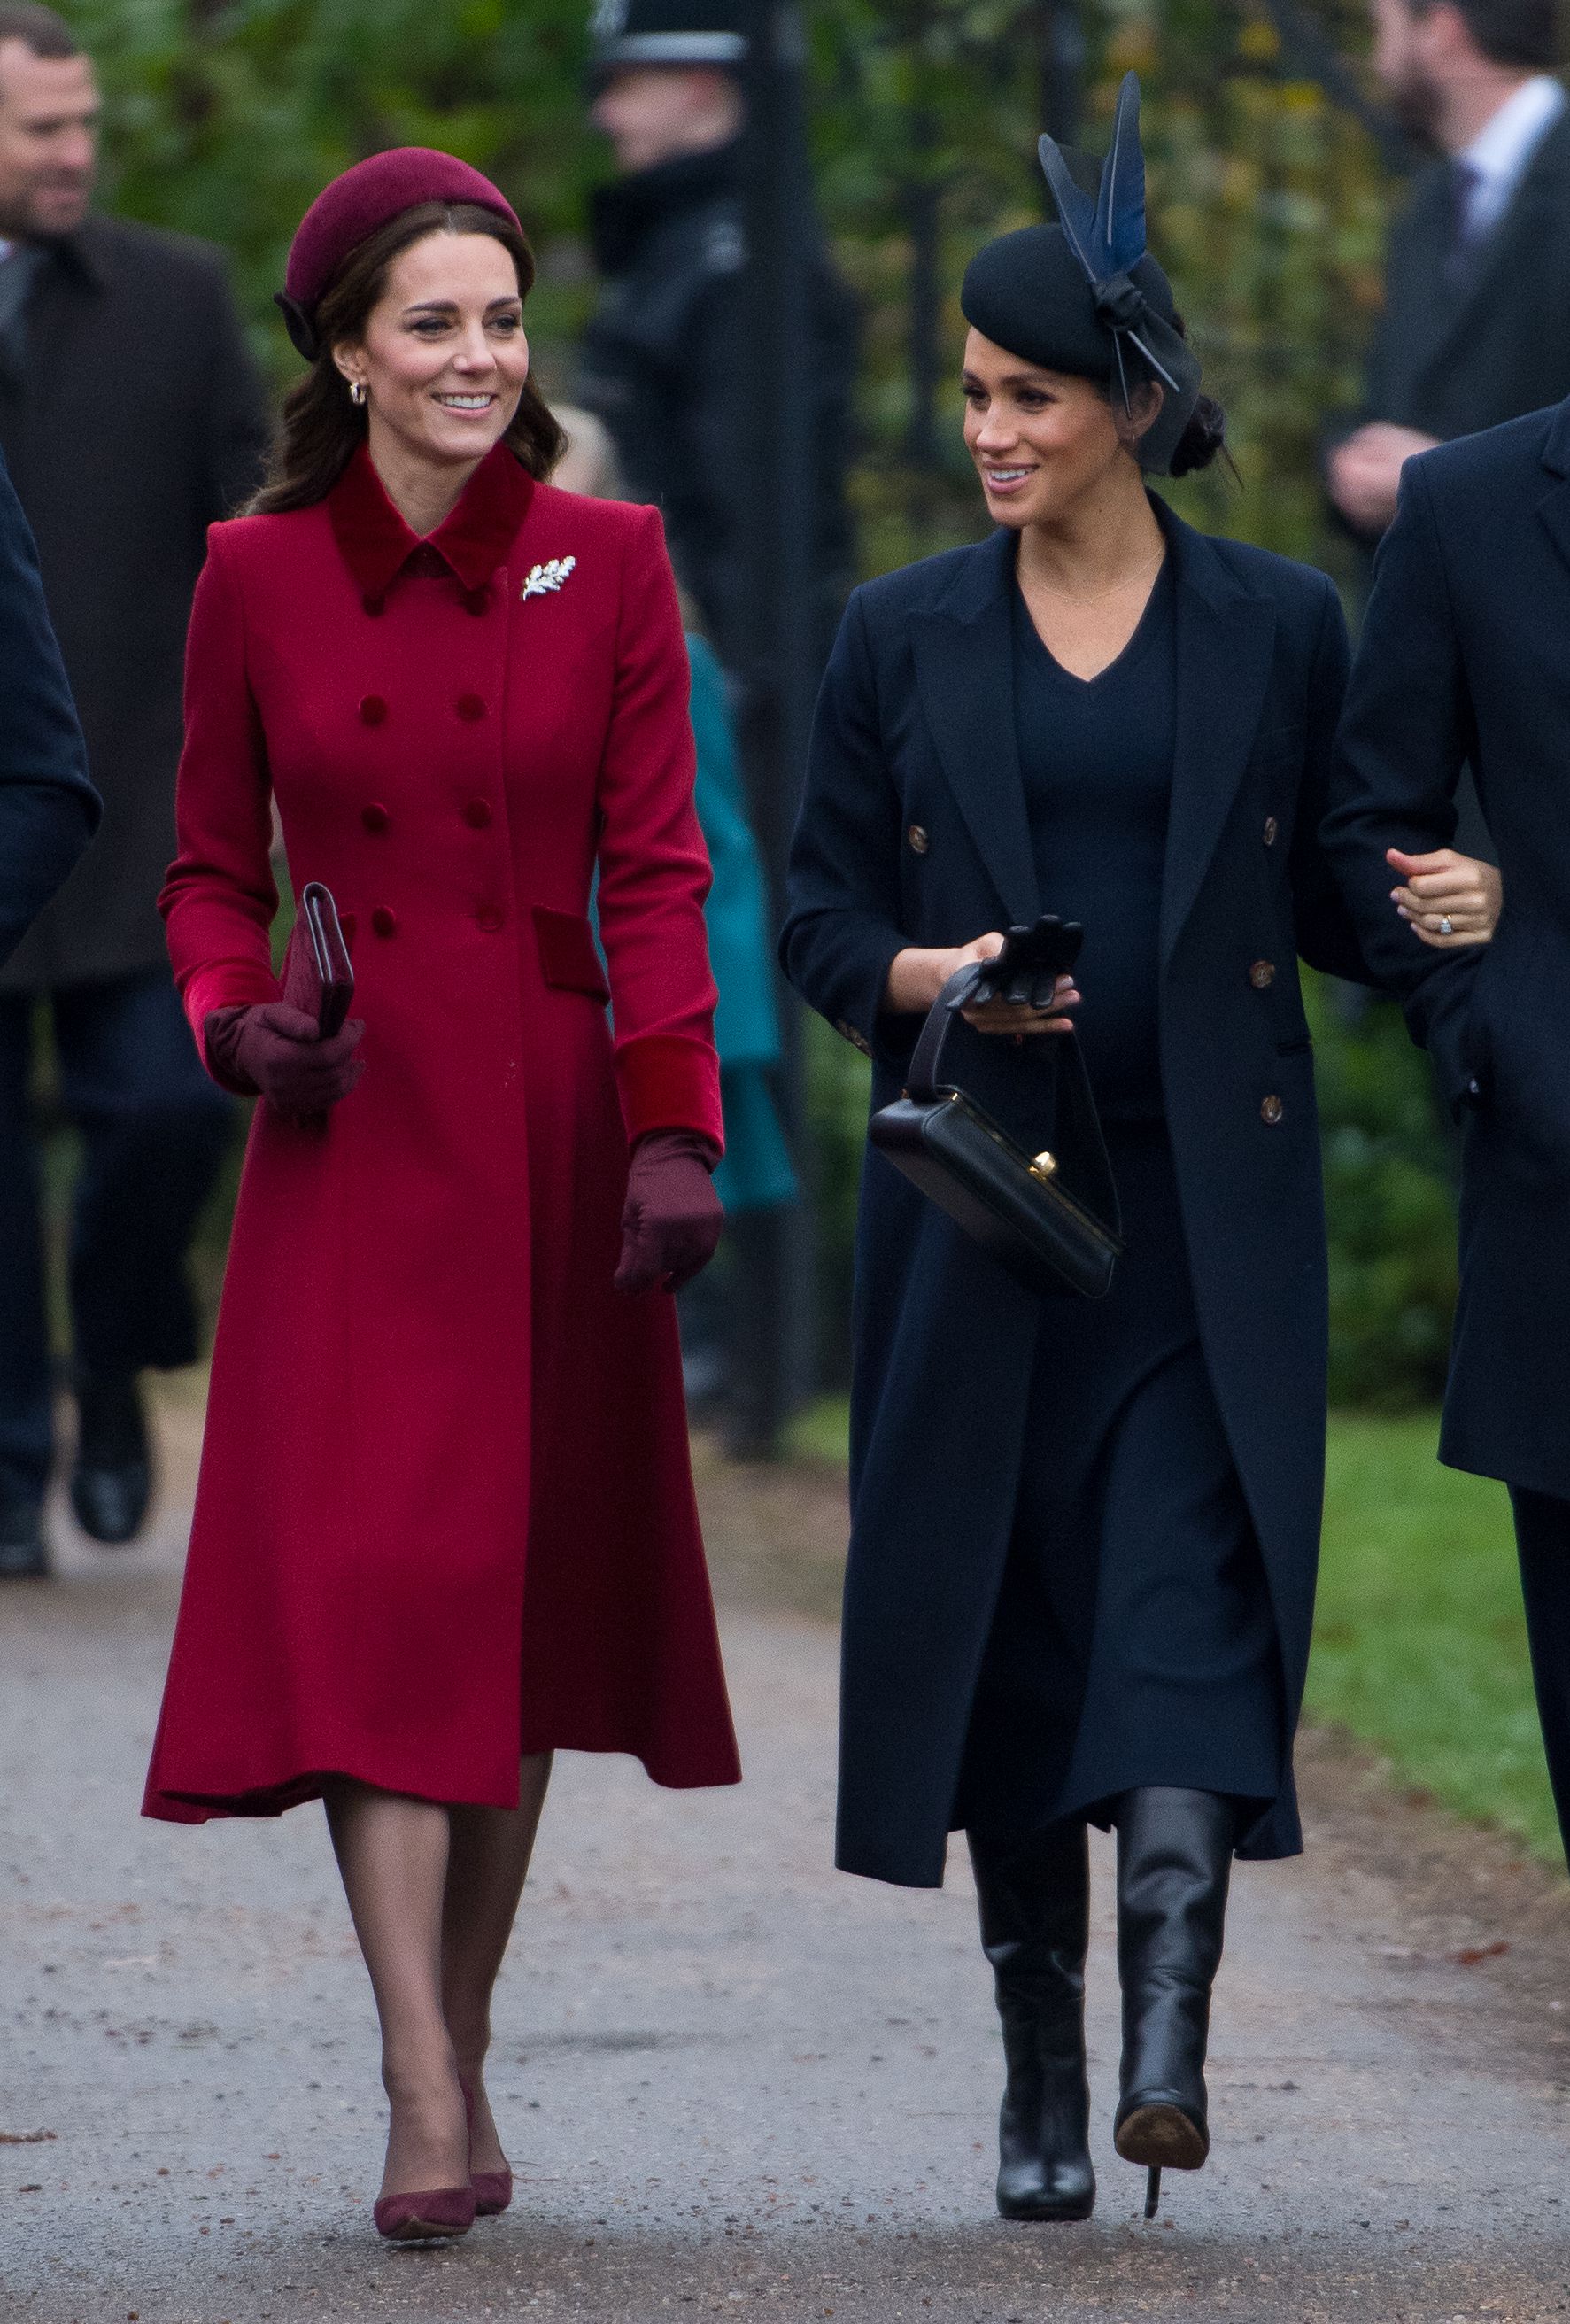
xmin=1263 ymin=815 xmax=1279 ymax=848
xmin=907 ymin=824 xmax=930 ymax=856
xmin=476 ymin=904 xmax=504 ymax=933
xmin=362 ymin=593 xmax=386 ymax=618
xmin=371 ymin=905 xmax=398 ymax=939
xmin=456 ymin=693 xmax=486 ymax=722
xmin=464 ymin=799 xmax=492 ymax=829
xmin=1260 ymin=1094 xmax=1283 ymax=1126
xmin=1249 ymin=959 xmax=1276 ymax=990
xmin=361 ymin=802 xmax=390 ymax=834
xmin=359 ymin=694 xmax=388 ymax=726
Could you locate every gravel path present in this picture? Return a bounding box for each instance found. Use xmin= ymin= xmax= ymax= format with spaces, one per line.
xmin=4 ymin=1391 xmax=1570 ymax=2322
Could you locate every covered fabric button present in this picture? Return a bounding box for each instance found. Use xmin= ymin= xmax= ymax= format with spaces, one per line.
xmin=1260 ymin=1094 xmax=1283 ymax=1126
xmin=464 ymin=799 xmax=493 ymax=829
xmin=361 ymin=802 xmax=390 ymax=833
xmin=456 ymin=693 xmax=487 ymax=722
xmin=362 ymin=593 xmax=386 ymax=617
xmin=476 ymin=905 xmax=504 ymax=932
xmin=907 ymin=824 xmax=930 ymax=855
xmin=1249 ymin=959 xmax=1276 ymax=990
xmin=1263 ymin=815 xmax=1279 ymax=847
xmin=359 ymin=694 xmax=388 ymax=726
xmin=462 ymin=586 xmax=490 ymax=616
xmin=371 ymin=905 xmax=398 ymax=938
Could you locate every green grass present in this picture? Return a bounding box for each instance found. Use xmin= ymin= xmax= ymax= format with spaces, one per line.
xmin=786 ymin=1397 xmax=1558 ymax=1865
xmin=1313 ymin=1414 xmax=1556 ymax=1862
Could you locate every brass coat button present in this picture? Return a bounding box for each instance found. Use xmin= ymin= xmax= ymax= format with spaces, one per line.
xmin=371 ymin=905 xmax=398 ymax=938
xmin=457 ymin=693 xmax=486 ymax=722
xmin=1260 ymin=1093 xmax=1283 ymax=1126
xmin=361 ymin=802 xmax=390 ymax=834
xmin=1249 ymin=959 xmax=1276 ymax=990
xmin=907 ymin=825 xmax=930 ymax=856
xmin=1263 ymin=815 xmax=1279 ymax=847
xmin=464 ymin=799 xmax=492 ymax=829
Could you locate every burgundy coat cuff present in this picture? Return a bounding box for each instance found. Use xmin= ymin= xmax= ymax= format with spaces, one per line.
xmin=615 ymin=1033 xmax=724 ymax=1150
xmin=182 ymin=963 xmax=281 ymax=1081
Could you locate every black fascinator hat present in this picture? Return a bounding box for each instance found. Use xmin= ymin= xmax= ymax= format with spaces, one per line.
xmin=960 ymin=73 xmax=1203 ymax=477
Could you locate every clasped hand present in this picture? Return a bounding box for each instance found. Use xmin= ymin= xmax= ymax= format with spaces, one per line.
xmin=1388 ymin=847 xmax=1502 ymax=949
xmin=886 ymin=926 xmax=1080 ymax=1035
xmin=205 ymin=1001 xmax=365 ymax=1121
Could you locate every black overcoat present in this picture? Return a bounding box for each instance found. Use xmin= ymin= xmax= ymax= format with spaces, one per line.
xmin=782 ymin=507 xmax=1365 ymax=1888
xmin=1324 ymin=399 xmax=1570 ymax=1502
xmin=0 ymin=216 xmax=268 ymax=993
xmin=0 ymin=445 xmax=96 ymax=969
xmin=1333 ymin=112 xmax=1570 ymax=536
xmin=576 ymin=140 xmax=857 ymax=670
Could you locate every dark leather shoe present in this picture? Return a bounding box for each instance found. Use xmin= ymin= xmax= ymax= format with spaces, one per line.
xmin=0 ymin=1480 xmax=48 ymax=1579
xmin=70 ymin=1370 xmax=151 ymax=1545
xmin=970 ymin=1822 xmax=1095 ymax=2223
xmin=1112 ymin=1786 xmax=1234 ymax=2199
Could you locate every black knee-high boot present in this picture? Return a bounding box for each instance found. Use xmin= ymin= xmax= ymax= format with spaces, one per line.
xmin=968 ymin=1822 xmax=1095 ymax=2223
xmin=1112 ymin=1786 xmax=1234 ymax=2208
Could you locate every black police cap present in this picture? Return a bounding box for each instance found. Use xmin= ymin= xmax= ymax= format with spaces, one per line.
xmin=589 ymin=0 xmax=747 ymax=70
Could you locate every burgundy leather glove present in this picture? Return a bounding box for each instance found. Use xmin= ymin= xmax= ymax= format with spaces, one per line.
xmin=615 ymin=1129 xmax=723 ymax=1294
xmin=205 ymin=1002 xmax=365 ymax=1121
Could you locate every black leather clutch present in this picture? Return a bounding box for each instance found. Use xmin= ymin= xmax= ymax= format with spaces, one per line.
xmin=868 ymin=964 xmax=1123 ymax=1300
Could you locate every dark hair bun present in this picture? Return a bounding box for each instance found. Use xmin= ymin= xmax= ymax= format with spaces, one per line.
xmin=1169 ymin=392 xmax=1227 ymax=478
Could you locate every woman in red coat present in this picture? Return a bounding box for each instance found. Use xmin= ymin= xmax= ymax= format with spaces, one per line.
xmin=143 ymin=150 xmax=740 ymax=2243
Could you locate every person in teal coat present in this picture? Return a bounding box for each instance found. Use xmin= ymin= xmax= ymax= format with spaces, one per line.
xmin=686 ymin=633 xmax=797 ymax=1216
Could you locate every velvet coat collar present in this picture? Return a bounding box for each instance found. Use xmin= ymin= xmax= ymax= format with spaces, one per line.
xmin=328 ymin=441 xmax=535 ymax=603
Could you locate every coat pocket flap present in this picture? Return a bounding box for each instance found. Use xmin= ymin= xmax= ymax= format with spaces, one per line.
xmin=533 ymin=906 xmax=610 ymax=1002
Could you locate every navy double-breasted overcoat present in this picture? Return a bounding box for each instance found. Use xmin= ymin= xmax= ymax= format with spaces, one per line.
xmin=782 ymin=506 xmax=1366 ymax=1888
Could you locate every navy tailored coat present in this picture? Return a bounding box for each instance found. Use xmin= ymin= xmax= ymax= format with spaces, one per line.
xmin=0 ymin=445 xmax=96 ymax=970
xmin=782 ymin=506 xmax=1366 ymax=1888
xmin=1324 ymin=399 xmax=1570 ymax=1501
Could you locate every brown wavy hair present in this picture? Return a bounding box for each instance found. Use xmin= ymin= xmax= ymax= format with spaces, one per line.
xmin=248 ymin=200 xmax=565 ymax=515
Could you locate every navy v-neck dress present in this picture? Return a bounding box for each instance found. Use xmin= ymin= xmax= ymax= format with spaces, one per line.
xmin=952 ymin=562 xmax=1283 ymax=1840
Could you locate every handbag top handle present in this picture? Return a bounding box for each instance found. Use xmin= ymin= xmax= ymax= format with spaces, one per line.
xmin=904 ymin=963 xmax=1122 ymax=1238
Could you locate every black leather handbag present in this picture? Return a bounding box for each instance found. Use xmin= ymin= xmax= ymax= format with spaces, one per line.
xmin=869 ymin=963 xmax=1123 ymax=1299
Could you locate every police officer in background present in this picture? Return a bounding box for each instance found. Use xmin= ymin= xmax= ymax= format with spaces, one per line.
xmin=576 ymin=0 xmax=857 ymax=1453
xmin=576 ymin=0 xmax=856 ymax=673
xmin=0 ymin=4 xmax=268 ymax=1576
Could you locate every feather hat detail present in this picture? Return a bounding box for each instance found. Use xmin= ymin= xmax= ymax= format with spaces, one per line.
xmin=960 ymin=74 xmax=1203 ymax=477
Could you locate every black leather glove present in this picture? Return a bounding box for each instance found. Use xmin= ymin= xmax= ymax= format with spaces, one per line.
xmin=970 ymin=916 xmax=1084 ymax=1011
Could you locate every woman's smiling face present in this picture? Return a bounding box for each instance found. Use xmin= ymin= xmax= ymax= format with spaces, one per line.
xmin=334 ymin=229 xmax=530 ymax=474
xmin=962 ymin=328 xmax=1145 ymax=528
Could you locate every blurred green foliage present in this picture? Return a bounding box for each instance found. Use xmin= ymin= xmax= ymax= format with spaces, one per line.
xmin=65 ymin=0 xmax=1453 ymax=1401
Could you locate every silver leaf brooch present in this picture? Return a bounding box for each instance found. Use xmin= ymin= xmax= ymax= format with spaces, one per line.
xmin=520 ymin=555 xmax=576 ymax=602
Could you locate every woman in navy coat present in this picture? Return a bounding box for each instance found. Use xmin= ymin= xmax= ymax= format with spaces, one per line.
xmin=783 ymin=82 xmax=1497 ymax=2224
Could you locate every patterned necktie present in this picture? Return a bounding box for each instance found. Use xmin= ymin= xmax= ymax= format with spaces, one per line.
xmin=0 ymin=241 xmax=46 ymax=381
xmin=1445 ymin=159 xmax=1483 ymax=286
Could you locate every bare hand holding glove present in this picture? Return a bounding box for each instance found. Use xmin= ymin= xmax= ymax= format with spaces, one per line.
xmin=205 ymin=1002 xmax=366 ymax=1120
xmin=614 ymin=1129 xmax=723 ymax=1294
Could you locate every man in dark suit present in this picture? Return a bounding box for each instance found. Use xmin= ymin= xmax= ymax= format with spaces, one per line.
xmin=1324 ymin=399 xmax=1570 ymax=1869
xmin=0 ymin=443 xmax=93 ymax=975
xmin=0 ymin=4 xmax=269 ymax=1576
xmin=1327 ymin=0 xmax=1570 ymax=546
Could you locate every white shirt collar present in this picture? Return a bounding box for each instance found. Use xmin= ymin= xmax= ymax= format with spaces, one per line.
xmin=1462 ymin=74 xmax=1565 ymax=189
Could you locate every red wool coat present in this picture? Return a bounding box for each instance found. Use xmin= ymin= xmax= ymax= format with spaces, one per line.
xmin=143 ymin=442 xmax=740 ymax=1823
